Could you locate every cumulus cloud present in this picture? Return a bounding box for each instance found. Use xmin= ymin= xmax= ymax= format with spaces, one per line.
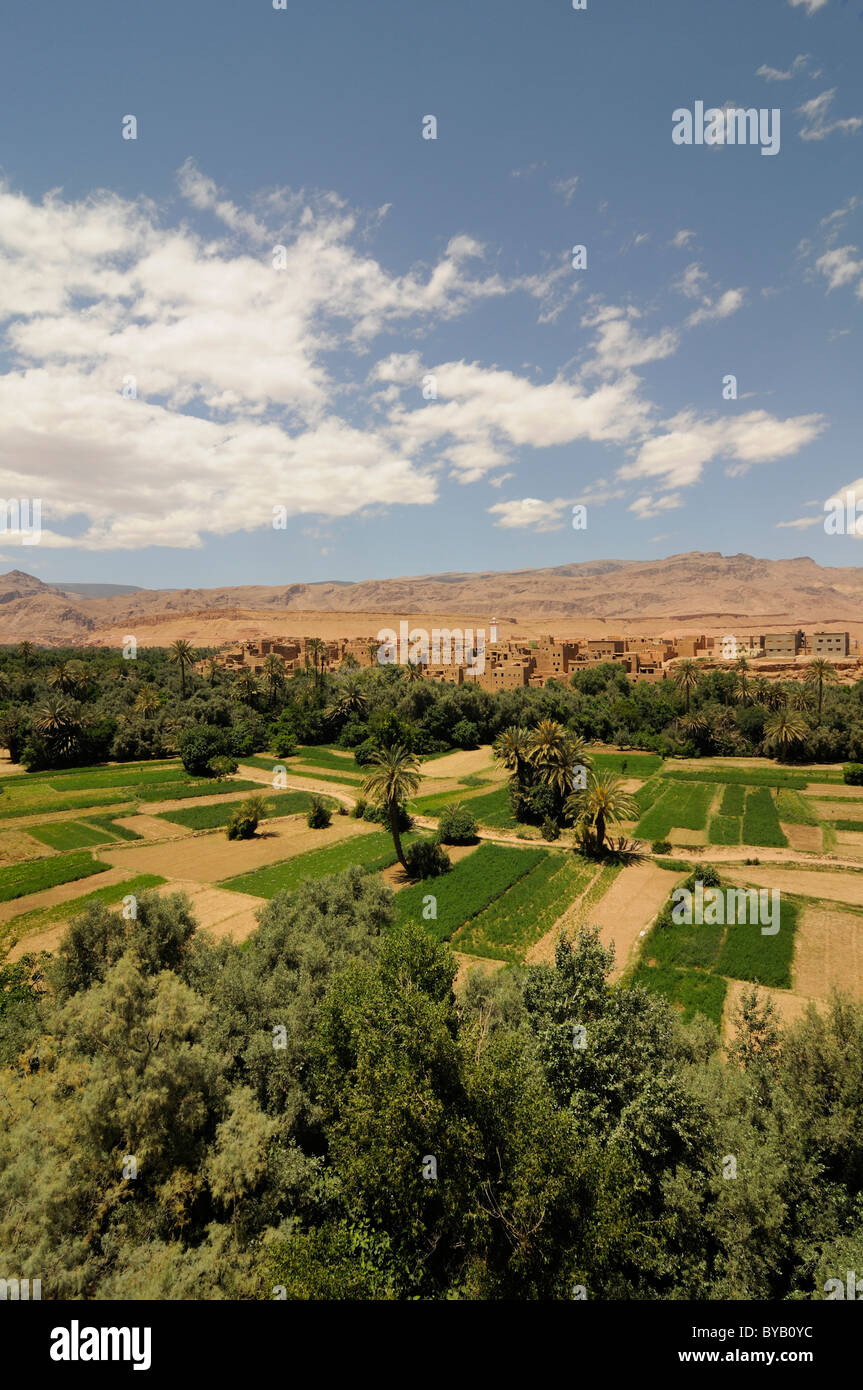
xmin=488 ymin=497 xmax=574 ymax=531
xmin=669 ymin=229 xmax=696 ymax=249
xmin=580 ymin=305 xmax=680 ymax=376
xmin=0 ymin=167 xmax=602 ymax=548
xmin=628 ymin=493 xmax=683 ymax=520
xmin=620 ymin=409 xmax=826 ymax=491
xmin=787 ymin=0 xmax=828 ymax=12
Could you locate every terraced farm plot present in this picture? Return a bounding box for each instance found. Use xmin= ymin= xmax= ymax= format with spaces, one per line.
xmin=776 ymin=789 xmax=818 ymax=826
xmin=220 ymin=827 xmax=412 ymax=898
xmin=453 ymin=854 xmax=596 ymax=962
xmin=634 ymin=964 xmax=727 ymax=1028
xmin=445 ymin=785 xmax=515 ymax=829
xmin=26 ymin=820 xmax=120 ymax=851
xmin=741 ymin=787 xmax=787 ymax=848
xmin=708 ymin=814 xmax=741 ymax=846
xmin=793 ymin=903 xmax=863 ymax=1002
xmin=141 ymin=779 xmax=261 ymax=803
xmin=44 ymin=766 xmax=188 ymax=792
xmin=715 ymin=895 xmax=799 ymax=989
xmin=4 ymin=873 xmax=166 ymax=959
xmin=392 ymin=843 xmax=546 ymax=943
xmin=662 ymin=767 xmax=810 ymax=791
xmin=0 ymin=851 xmax=110 ymax=904
xmin=635 ymin=781 xmax=716 ymax=841
xmin=589 ymin=752 xmax=663 ymax=777
xmin=157 ymin=790 xmax=330 ymax=830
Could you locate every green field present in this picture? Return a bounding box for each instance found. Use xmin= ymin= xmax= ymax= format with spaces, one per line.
xmin=391 ymin=843 xmax=545 ymax=943
xmin=446 ymin=785 xmax=514 ymax=829
xmin=633 ymin=963 xmax=727 ymax=1028
xmin=708 ymin=814 xmax=741 ymax=846
xmin=220 ymin=829 xmax=416 ymax=898
xmin=775 ymin=788 xmax=819 ymax=826
xmin=715 ymin=894 xmax=800 ymax=989
xmin=454 ymin=854 xmax=596 ymax=961
xmin=741 ymin=787 xmax=787 ymax=848
xmin=26 ymin=820 xmax=118 ymax=851
xmin=44 ymin=766 xmax=188 ymax=792
xmin=158 ymin=790 xmax=331 ymax=830
xmin=636 ymin=782 xmax=715 ymax=840
xmin=833 ymin=819 xmax=863 ymax=833
xmin=589 ymin=752 xmax=663 ymax=777
xmin=0 ymin=851 xmax=110 ymax=904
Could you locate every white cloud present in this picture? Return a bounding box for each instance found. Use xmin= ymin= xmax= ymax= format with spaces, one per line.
xmin=757 ymin=54 xmax=809 ymax=81
xmin=629 ymin=493 xmax=683 ymax=520
xmin=815 ymin=245 xmax=863 ymax=291
xmin=488 ymin=497 xmax=574 ymax=531
xmin=669 ymin=229 xmax=696 ymax=249
xmin=797 ymin=89 xmax=862 ymax=141
xmin=776 ymin=514 xmax=822 ymax=529
xmin=788 ymin=0 xmax=828 ymax=12
xmin=0 ymin=168 xmax=603 ymax=548
xmin=581 ymin=304 xmax=679 ymax=375
xmin=621 ymin=409 xmax=826 ymax=491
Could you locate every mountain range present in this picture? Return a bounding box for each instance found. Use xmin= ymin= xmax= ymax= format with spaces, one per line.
xmin=3 ymin=553 xmax=863 ymax=648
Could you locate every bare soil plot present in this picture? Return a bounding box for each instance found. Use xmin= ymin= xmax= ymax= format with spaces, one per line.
xmin=794 ymin=904 xmax=863 ymax=1002
xmin=723 ymin=864 xmax=863 ymax=908
xmin=669 ymin=827 xmax=708 ymax=846
xmin=419 ymin=747 xmax=498 ymax=780
xmin=237 ymin=765 xmax=357 ymax=805
xmin=722 ymin=978 xmax=820 ymax=1041
xmin=808 ymin=800 xmax=863 ymax=822
xmin=781 ymin=824 xmax=823 ymax=853
xmin=586 ymin=862 xmax=685 ymax=977
xmin=835 ymin=831 xmax=863 ymax=858
xmin=98 ymin=816 xmax=377 ymax=885
xmin=153 ymin=880 xmax=267 ymax=943
xmin=0 ymin=829 xmax=56 ymax=864
xmin=528 ymin=861 xmax=679 ymax=977
xmin=112 ymin=813 xmax=193 ymax=841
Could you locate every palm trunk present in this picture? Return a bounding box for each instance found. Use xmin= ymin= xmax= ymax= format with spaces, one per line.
xmin=595 ymin=809 xmax=606 ymax=854
xmin=390 ymin=795 xmax=406 ymax=869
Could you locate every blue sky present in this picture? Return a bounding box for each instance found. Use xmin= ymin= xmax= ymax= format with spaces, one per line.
xmin=0 ymin=0 xmax=861 ymax=587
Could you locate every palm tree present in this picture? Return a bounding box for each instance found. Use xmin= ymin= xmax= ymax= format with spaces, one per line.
xmin=17 ymin=640 xmax=34 ymax=673
xmin=528 ymin=719 xmax=592 ymax=807
xmin=262 ymin=653 xmax=286 ymax=707
xmin=493 ymin=725 xmax=533 ymax=792
xmin=133 ymin=686 xmax=161 ymax=719
xmin=764 ymin=709 xmax=807 ymax=755
xmin=205 ymin=657 xmax=221 ymax=688
xmin=673 ymin=659 xmax=701 ymax=714
xmin=734 ymin=656 xmax=749 ymax=705
xmin=362 ymin=743 xmax=421 ymax=871
xmin=749 ymin=676 xmax=769 ymax=706
xmin=233 ymin=668 xmax=260 ymax=707
xmin=306 ymin=638 xmax=326 ymax=693
xmin=327 ymin=676 xmax=368 ymax=723
xmin=169 ymin=639 xmax=196 ymax=699
xmin=764 ymin=683 xmax=788 ymax=712
xmin=34 ymin=697 xmax=83 ymax=762
xmin=805 ymin=658 xmax=837 ymax=718
xmin=565 ymin=770 xmax=638 ymax=856
xmin=47 ymin=661 xmax=72 ymax=694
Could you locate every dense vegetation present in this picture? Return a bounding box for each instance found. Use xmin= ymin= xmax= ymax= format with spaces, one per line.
xmin=2 ymin=879 xmax=862 ymax=1300
xmin=2 ymin=643 xmax=863 ymax=778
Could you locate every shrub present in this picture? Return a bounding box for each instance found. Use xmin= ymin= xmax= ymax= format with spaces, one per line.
xmin=352 ymin=798 xmax=367 ymax=819
xmin=541 ymin=817 xmax=560 ymax=842
xmin=272 ymin=732 xmax=297 ymax=760
xmin=306 ymin=796 xmax=332 ymax=830
xmin=437 ymin=802 xmax=479 ymax=845
xmin=404 ymin=838 xmax=451 ymax=880
xmin=226 ymin=793 xmax=268 ymax=841
xmin=452 ymin=718 xmax=479 ymax=750
xmin=843 ymin=763 xmax=863 ymax=786
xmin=652 ymin=839 xmax=672 ymax=854
xmin=178 ymin=724 xmax=231 ymax=777
xmin=208 ymin=754 xmax=239 ymax=779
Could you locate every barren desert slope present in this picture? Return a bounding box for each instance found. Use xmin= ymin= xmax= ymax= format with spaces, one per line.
xmin=4 ymin=551 xmax=863 ymax=647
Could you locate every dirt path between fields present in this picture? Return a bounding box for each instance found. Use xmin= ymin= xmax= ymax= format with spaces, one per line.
xmin=236 ymin=765 xmax=359 ymax=807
